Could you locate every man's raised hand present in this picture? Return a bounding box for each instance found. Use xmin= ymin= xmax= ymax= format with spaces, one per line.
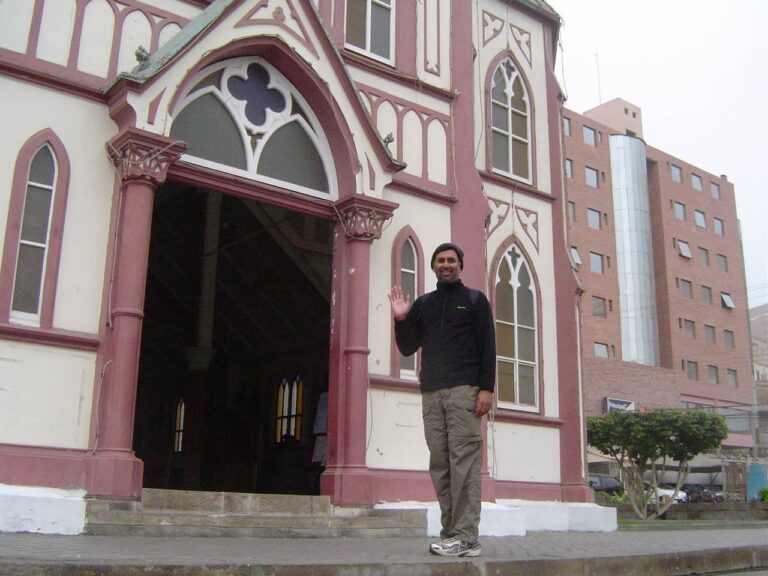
xmin=388 ymin=285 xmax=411 ymax=321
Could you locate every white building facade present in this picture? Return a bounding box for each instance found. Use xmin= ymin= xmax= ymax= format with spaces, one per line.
xmin=0 ymin=0 xmax=593 ymax=533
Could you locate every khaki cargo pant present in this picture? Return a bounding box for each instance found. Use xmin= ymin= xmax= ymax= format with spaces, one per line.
xmin=421 ymin=384 xmax=482 ymax=543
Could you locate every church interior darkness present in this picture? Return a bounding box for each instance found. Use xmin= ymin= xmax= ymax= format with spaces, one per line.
xmin=133 ymin=183 xmax=333 ymax=495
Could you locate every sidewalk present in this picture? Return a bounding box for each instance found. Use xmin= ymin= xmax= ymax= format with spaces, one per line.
xmin=1 ymin=525 xmax=768 ymax=575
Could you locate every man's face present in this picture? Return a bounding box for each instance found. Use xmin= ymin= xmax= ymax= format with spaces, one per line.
xmin=432 ymin=249 xmax=462 ymax=283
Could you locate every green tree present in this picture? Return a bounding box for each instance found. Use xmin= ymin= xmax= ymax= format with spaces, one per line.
xmin=587 ymin=409 xmax=728 ymax=520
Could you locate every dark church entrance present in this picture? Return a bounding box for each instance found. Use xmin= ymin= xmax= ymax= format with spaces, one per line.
xmin=133 ymin=183 xmax=332 ymax=495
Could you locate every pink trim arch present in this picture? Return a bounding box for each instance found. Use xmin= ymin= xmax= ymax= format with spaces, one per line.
xmin=483 ymin=50 xmax=538 ymax=189
xmin=487 ymin=237 xmax=547 ymax=418
xmin=389 ymin=226 xmax=425 ymax=378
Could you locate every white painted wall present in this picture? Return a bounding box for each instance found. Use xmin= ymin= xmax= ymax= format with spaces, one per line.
xmin=0 ymin=484 xmax=85 ymax=535
xmin=36 ymin=0 xmax=77 ymax=67
xmin=0 ymin=1 xmax=36 ymax=54
xmin=0 ymin=340 xmax=96 ymax=449
xmin=366 ymin=389 xmax=429 ymax=470
xmin=474 ymin=0 xmax=553 ymax=195
xmin=368 ymin=190 xmax=452 ymax=376
xmin=485 ymin=182 xmax=561 ymax=419
xmin=488 ymin=421 xmax=561 ymax=483
xmin=0 ymin=78 xmax=115 ymax=335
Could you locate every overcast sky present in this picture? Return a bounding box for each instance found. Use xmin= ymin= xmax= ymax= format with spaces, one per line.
xmin=552 ymin=0 xmax=768 ymax=308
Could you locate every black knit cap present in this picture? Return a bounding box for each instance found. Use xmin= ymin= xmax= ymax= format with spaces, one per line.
xmin=431 ymin=242 xmax=464 ymax=270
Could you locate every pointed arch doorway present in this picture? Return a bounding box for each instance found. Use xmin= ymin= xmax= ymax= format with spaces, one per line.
xmin=133 ymin=182 xmax=333 ymax=494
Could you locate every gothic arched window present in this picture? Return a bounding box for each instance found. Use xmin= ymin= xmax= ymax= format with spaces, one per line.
xmin=171 ymin=57 xmax=336 ymax=200
xmin=490 ymin=58 xmax=531 ymax=183
xmin=1 ymin=131 xmax=70 ymax=329
xmin=494 ymin=245 xmax=538 ymax=410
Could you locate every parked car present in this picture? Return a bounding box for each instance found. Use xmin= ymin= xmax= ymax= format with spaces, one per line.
xmin=588 ymin=474 xmax=623 ymax=494
xmin=645 ymin=481 xmax=687 ymax=503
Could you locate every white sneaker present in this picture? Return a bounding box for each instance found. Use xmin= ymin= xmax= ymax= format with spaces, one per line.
xmin=429 ymin=538 xmax=481 ymax=557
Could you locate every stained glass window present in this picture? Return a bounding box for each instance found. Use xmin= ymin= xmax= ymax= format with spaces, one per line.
xmin=173 ymin=399 xmax=185 ymax=453
xmin=276 ymin=372 xmax=304 ymax=442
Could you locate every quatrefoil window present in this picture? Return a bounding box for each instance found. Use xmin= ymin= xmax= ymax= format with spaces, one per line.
xmin=170 ymin=57 xmax=336 ymax=199
xmin=227 ymin=63 xmax=286 ymax=127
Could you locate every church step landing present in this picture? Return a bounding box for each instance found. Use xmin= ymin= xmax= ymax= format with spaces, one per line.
xmin=85 ymin=489 xmax=427 ymax=538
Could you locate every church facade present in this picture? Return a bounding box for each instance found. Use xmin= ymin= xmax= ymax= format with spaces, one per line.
xmin=0 ymin=0 xmax=592 ymax=533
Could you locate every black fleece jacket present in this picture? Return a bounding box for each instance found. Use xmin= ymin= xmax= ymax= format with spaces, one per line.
xmin=394 ymin=280 xmax=496 ymax=393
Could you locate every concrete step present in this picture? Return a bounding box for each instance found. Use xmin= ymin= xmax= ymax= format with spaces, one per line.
xmin=85 ymin=489 xmax=426 ymax=538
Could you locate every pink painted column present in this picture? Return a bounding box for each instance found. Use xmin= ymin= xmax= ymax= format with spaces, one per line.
xmin=87 ymin=128 xmax=186 ymax=499
xmin=321 ymin=195 xmax=397 ymax=505
xmin=542 ymin=26 xmax=593 ymax=503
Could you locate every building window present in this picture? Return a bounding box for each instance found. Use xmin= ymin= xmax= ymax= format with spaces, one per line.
xmin=710 ymin=182 xmax=721 ymax=199
xmin=677 ymin=240 xmax=691 ymax=258
xmin=717 ymin=253 xmax=728 ymax=272
xmin=583 ymin=125 xmax=596 ymax=146
xmin=565 ymin=158 xmax=573 ymax=178
xmin=671 ymin=163 xmax=682 ymax=183
xmin=721 ymin=292 xmax=736 ymax=309
xmin=345 ymin=0 xmax=394 ymax=62
xmin=698 ymin=247 xmax=709 ymax=266
xmin=701 ymin=285 xmax=712 ymax=304
xmin=674 ymin=201 xmax=686 ymax=221
xmin=10 ymin=145 xmax=57 ymax=325
xmin=684 ymin=319 xmax=696 ymax=339
xmin=585 ymin=166 xmax=599 ymax=188
xmin=170 ymin=58 xmax=335 ymax=200
xmin=694 ymin=209 xmax=706 ymax=228
xmin=589 ymin=252 xmax=604 ymax=273
xmin=686 ymin=360 xmax=699 ymax=381
xmin=714 ymin=218 xmax=724 ymax=236
xmin=563 ymin=116 xmax=571 ymax=137
xmin=570 ymin=246 xmax=582 ymax=265
xmin=587 ymin=208 xmax=601 ymax=230
xmin=567 ymin=201 xmax=576 ymax=223
xmin=704 ymin=324 xmax=716 ymax=344
xmin=721 ymin=407 xmax=749 ymax=432
xmin=724 ymin=329 xmax=735 ymax=348
xmin=398 ymin=238 xmax=418 ymax=376
xmin=276 ymin=372 xmax=303 ymax=442
xmin=594 ymin=342 xmax=609 ymax=358
xmin=679 ymin=278 xmax=693 ymax=299
xmin=726 ymin=369 xmax=738 ymax=388
xmin=173 ymin=398 xmax=185 ymax=453
xmin=1 ymin=133 xmax=70 ymax=329
xmin=491 ymin=58 xmax=531 ymax=182
xmin=708 ymin=365 xmax=719 ymax=385
xmin=592 ymin=296 xmax=607 ymax=317
xmin=495 ymin=245 xmax=539 ymax=410
xmin=692 ymin=173 xmax=702 ymax=191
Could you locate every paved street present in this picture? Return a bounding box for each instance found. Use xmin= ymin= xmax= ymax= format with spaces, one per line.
xmin=1 ymin=526 xmax=767 ymax=575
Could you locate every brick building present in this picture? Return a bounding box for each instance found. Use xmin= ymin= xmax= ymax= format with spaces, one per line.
xmin=564 ymin=98 xmax=754 ymax=473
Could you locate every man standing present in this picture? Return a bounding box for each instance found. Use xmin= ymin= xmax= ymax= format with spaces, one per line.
xmin=389 ymin=242 xmax=495 ymax=557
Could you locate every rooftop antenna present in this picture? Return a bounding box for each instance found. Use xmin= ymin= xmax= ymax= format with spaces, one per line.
xmin=595 ymin=52 xmax=603 ymax=104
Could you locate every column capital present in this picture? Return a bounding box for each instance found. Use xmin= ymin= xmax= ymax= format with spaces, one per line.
xmin=334 ymin=195 xmax=398 ymax=241
xmin=107 ymin=128 xmax=187 ymax=186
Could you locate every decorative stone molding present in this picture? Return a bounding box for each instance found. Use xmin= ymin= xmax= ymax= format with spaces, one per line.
xmin=487 ymin=197 xmax=510 ymax=237
xmin=515 ymin=206 xmax=539 ymax=252
xmin=106 ymin=128 xmax=187 ymax=186
xmin=334 ymin=195 xmax=398 ymax=241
